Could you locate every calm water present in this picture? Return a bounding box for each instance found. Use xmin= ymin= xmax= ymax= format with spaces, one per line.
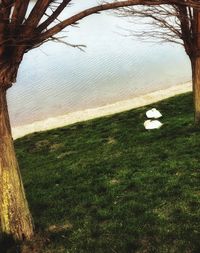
xmin=8 ymin=2 xmax=191 ymax=127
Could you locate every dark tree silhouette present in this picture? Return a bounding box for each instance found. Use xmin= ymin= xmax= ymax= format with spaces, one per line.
xmin=0 ymin=0 xmax=198 ymax=241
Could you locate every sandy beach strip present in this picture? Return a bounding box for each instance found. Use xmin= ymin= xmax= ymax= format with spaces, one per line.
xmin=12 ymin=81 xmax=192 ymax=140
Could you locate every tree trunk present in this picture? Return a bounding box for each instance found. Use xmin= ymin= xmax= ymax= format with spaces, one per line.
xmin=191 ymin=57 xmax=200 ymax=124
xmin=192 ymin=10 xmax=200 ymax=124
xmin=0 ymin=87 xmax=34 ymax=240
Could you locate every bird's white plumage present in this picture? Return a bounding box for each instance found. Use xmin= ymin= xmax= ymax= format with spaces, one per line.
xmin=144 ymin=120 xmax=163 ymax=130
xmin=146 ymin=108 xmax=162 ymax=119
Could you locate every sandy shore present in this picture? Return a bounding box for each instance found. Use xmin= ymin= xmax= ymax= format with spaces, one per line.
xmin=12 ymin=82 xmax=192 ymax=140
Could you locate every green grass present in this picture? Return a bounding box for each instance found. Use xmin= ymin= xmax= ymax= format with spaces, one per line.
xmin=14 ymin=92 xmax=200 ymax=252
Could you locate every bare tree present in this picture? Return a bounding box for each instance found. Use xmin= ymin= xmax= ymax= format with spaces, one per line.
xmin=116 ymin=2 xmax=200 ymax=123
xmin=0 ymin=0 xmax=198 ymax=241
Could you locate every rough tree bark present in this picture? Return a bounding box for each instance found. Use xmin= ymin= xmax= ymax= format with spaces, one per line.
xmin=191 ymin=57 xmax=200 ymax=124
xmin=192 ymin=10 xmax=200 ymax=124
xmin=0 ymin=74 xmax=34 ymax=240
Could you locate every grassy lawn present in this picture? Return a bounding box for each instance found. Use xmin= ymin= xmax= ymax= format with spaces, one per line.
xmin=11 ymin=93 xmax=200 ymax=252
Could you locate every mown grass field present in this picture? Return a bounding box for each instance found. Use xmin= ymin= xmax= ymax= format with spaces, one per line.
xmin=8 ymin=93 xmax=200 ymax=252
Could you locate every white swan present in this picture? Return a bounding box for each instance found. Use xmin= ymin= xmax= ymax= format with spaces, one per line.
xmin=144 ymin=120 xmax=163 ymax=130
xmin=146 ymin=108 xmax=162 ymax=119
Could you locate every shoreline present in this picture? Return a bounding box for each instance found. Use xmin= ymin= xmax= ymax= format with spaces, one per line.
xmin=12 ymin=82 xmax=192 ymax=140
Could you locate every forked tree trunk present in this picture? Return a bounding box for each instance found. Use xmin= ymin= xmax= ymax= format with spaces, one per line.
xmin=191 ymin=57 xmax=200 ymax=124
xmin=0 ymin=87 xmax=34 ymax=240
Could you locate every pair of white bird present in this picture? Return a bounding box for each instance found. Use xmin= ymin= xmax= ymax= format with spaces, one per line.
xmin=144 ymin=108 xmax=163 ymax=130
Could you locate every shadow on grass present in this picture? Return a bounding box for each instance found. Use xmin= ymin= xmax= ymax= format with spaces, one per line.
xmin=0 ymin=233 xmax=20 ymax=253
xmin=0 ymin=232 xmax=48 ymax=253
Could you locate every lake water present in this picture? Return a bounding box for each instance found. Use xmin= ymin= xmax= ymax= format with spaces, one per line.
xmin=7 ymin=2 xmax=191 ymax=127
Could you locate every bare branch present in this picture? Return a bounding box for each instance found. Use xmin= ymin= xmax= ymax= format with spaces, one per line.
xmin=37 ymin=0 xmax=200 ymax=43
xmin=37 ymin=0 xmax=72 ymax=32
xmin=11 ymin=0 xmax=30 ymax=26
xmin=1 ymin=0 xmax=200 ymax=69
